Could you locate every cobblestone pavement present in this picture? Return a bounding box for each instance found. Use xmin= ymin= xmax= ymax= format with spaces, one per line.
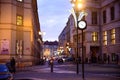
xmin=14 ymin=63 xmax=120 ymax=80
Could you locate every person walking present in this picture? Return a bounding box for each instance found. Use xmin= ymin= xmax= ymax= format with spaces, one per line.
xmin=10 ymin=57 xmax=16 ymax=74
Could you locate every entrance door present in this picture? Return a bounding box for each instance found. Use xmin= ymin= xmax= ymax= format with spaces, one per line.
xmin=90 ymin=46 xmax=99 ymax=63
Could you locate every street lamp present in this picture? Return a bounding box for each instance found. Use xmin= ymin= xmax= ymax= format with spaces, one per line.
xmin=70 ymin=0 xmax=87 ymax=79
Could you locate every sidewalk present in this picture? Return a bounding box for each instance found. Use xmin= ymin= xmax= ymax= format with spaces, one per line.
xmin=90 ymin=63 xmax=120 ymax=67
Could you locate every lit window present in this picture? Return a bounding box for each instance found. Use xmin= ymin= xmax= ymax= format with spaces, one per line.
xmin=92 ymin=32 xmax=98 ymax=42
xmin=17 ymin=15 xmax=23 ymax=26
xmin=17 ymin=0 xmax=23 ymax=2
xmin=111 ymin=29 xmax=115 ymax=44
xmin=103 ymin=31 xmax=107 ymax=45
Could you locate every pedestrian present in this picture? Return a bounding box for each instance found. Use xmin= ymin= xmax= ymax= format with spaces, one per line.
xmin=6 ymin=61 xmax=12 ymax=73
xmin=116 ymin=55 xmax=119 ymax=64
xmin=107 ymin=55 xmax=110 ymax=64
xmin=10 ymin=57 xmax=16 ymax=74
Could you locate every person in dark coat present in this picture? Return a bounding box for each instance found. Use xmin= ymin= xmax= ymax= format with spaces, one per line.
xmin=10 ymin=57 xmax=16 ymax=74
xmin=6 ymin=61 xmax=12 ymax=73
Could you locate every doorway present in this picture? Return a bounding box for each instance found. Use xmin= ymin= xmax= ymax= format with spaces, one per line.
xmin=90 ymin=46 xmax=99 ymax=63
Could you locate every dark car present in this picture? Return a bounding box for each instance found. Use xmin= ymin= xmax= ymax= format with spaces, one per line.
xmin=58 ymin=58 xmax=64 ymax=64
xmin=0 ymin=64 xmax=13 ymax=80
xmin=65 ymin=57 xmax=74 ymax=62
xmin=39 ymin=59 xmax=45 ymax=65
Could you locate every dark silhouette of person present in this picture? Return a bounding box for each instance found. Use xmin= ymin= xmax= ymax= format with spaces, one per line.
xmin=10 ymin=57 xmax=16 ymax=74
xmin=116 ymin=55 xmax=119 ymax=64
xmin=6 ymin=61 xmax=12 ymax=73
xmin=107 ymin=55 xmax=110 ymax=64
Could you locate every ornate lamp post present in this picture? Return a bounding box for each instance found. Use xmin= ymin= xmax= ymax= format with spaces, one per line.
xmin=70 ymin=0 xmax=87 ymax=79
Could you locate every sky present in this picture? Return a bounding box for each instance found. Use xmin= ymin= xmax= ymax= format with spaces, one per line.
xmin=37 ymin=0 xmax=72 ymax=41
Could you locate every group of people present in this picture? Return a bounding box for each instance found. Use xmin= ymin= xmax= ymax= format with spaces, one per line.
xmin=6 ymin=57 xmax=16 ymax=74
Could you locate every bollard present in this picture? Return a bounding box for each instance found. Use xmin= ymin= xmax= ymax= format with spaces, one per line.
xmin=50 ymin=59 xmax=53 ymax=72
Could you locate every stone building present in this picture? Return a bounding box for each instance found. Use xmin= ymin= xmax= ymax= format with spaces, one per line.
xmin=0 ymin=0 xmax=43 ymax=66
xmin=59 ymin=0 xmax=120 ymax=64
xmin=43 ymin=41 xmax=58 ymax=59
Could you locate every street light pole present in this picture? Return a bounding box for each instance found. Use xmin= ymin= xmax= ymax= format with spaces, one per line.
xmin=76 ymin=12 xmax=79 ymax=74
xmin=70 ymin=0 xmax=82 ymax=75
xmin=81 ymin=29 xmax=84 ymax=79
xmin=70 ymin=0 xmax=87 ymax=79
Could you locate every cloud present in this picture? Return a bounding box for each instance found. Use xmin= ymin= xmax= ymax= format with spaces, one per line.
xmin=40 ymin=15 xmax=68 ymax=28
xmin=37 ymin=0 xmax=72 ymax=41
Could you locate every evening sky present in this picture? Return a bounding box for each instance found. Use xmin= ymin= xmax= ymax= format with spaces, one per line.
xmin=37 ymin=0 xmax=72 ymax=41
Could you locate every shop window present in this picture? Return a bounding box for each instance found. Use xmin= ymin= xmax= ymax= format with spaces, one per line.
xmin=111 ymin=53 xmax=116 ymax=61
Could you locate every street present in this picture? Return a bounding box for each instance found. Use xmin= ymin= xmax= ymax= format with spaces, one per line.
xmin=14 ymin=61 xmax=120 ymax=80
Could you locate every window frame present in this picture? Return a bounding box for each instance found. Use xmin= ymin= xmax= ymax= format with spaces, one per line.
xmin=16 ymin=15 xmax=23 ymax=26
xmin=103 ymin=10 xmax=106 ymax=23
xmin=92 ymin=32 xmax=98 ymax=42
xmin=103 ymin=31 xmax=107 ymax=45
xmin=110 ymin=29 xmax=116 ymax=44
xmin=110 ymin=6 xmax=115 ymax=21
xmin=92 ymin=11 xmax=98 ymax=24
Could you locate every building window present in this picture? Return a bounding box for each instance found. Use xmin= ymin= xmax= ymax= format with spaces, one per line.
xmin=16 ymin=40 xmax=23 ymax=56
xmin=92 ymin=32 xmax=98 ymax=42
xmin=17 ymin=0 xmax=23 ymax=2
xmin=92 ymin=11 xmax=97 ymax=24
xmin=110 ymin=29 xmax=116 ymax=44
xmin=16 ymin=15 xmax=23 ymax=26
xmin=110 ymin=6 xmax=115 ymax=20
xmin=103 ymin=31 xmax=107 ymax=45
xmin=111 ymin=53 xmax=116 ymax=61
xmin=103 ymin=10 xmax=106 ymax=23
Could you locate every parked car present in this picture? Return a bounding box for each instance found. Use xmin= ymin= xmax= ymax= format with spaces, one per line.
xmin=65 ymin=57 xmax=74 ymax=62
xmin=0 ymin=64 xmax=13 ymax=80
xmin=39 ymin=59 xmax=45 ymax=65
xmin=58 ymin=58 xmax=64 ymax=64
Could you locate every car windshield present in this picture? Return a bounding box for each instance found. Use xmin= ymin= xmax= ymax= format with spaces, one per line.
xmin=0 ymin=64 xmax=8 ymax=72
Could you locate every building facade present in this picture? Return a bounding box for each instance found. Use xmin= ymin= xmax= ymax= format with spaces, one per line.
xmin=0 ymin=0 xmax=43 ymax=66
xmin=43 ymin=41 xmax=58 ymax=59
xmin=59 ymin=0 xmax=120 ymax=64
xmin=59 ymin=15 xmax=75 ymax=57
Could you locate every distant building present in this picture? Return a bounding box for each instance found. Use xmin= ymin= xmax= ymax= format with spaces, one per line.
xmin=43 ymin=41 xmax=58 ymax=58
xmin=0 ymin=0 xmax=43 ymax=66
xmin=59 ymin=15 xmax=74 ymax=56
xmin=59 ymin=0 xmax=120 ymax=64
